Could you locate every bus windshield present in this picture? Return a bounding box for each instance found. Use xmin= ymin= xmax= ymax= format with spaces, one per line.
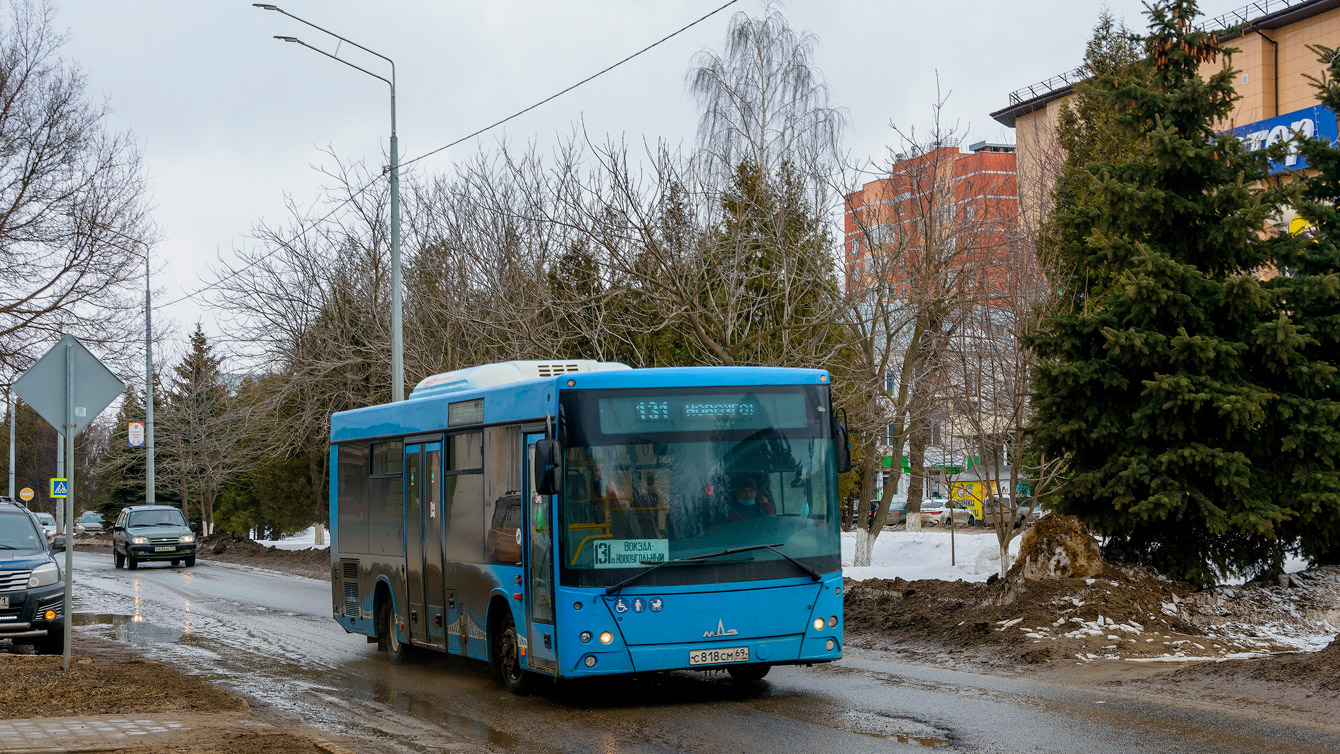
xmin=558 ymin=386 xmax=840 ymax=588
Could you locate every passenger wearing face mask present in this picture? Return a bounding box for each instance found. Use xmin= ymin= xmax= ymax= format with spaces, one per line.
xmin=726 ymin=475 xmax=776 ymax=521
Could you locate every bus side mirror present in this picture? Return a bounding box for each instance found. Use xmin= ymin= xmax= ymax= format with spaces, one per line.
xmin=534 ymin=439 xmax=563 ymax=496
xmin=832 ymin=410 xmax=852 ymax=474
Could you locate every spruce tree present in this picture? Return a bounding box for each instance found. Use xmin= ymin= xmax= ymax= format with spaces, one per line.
xmin=1263 ymin=46 xmax=1340 ymax=568
xmin=1029 ymin=0 xmax=1295 ymax=586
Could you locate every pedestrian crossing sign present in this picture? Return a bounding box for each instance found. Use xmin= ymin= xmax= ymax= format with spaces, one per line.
xmin=50 ymin=478 xmax=68 ymax=498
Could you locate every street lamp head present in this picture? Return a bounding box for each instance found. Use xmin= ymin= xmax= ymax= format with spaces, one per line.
xmin=252 ymin=3 xmax=281 ymax=10
xmin=274 ymin=35 xmax=302 ymax=43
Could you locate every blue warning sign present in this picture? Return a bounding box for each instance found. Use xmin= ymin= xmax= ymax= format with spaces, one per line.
xmin=50 ymin=478 xmax=68 ymax=498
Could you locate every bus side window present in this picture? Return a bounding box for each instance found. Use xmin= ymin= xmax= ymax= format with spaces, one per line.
xmin=483 ymin=426 xmax=522 ymax=565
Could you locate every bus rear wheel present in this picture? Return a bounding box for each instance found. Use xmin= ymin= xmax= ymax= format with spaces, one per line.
xmin=726 ymin=663 xmax=771 ymax=683
xmin=493 ymin=613 xmax=532 ymax=696
xmin=379 ymin=599 xmax=410 ymax=665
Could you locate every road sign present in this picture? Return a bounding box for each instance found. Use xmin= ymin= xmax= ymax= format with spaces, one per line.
xmin=18 ymin=488 xmax=33 ymax=502
xmin=12 ymin=334 xmax=123 ymax=672
xmin=12 ymin=335 xmax=124 ymax=438
xmin=128 ymin=422 xmax=145 ymax=447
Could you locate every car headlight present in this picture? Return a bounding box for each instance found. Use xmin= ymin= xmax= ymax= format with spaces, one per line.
xmin=28 ymin=563 xmax=59 ymax=588
xmin=132 ymin=536 xmax=148 ymax=545
xmin=179 ymin=535 xmax=194 ymax=543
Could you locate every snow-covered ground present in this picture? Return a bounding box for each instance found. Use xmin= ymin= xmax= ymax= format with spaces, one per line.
xmin=255 ymin=525 xmax=329 ymax=550
xmin=841 ymin=529 xmax=1021 ymax=582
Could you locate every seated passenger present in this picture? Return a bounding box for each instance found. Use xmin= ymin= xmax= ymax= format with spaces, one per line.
xmin=726 ymin=475 xmax=776 ymax=521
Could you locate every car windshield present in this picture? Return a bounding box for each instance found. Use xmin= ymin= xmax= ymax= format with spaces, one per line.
xmin=36 ymin=513 xmax=55 ymax=525
xmin=127 ymin=509 xmax=187 ymax=528
xmin=0 ymin=513 xmax=43 ymax=550
xmin=558 ymin=386 xmax=840 ymax=587
xmin=79 ymin=513 xmax=101 ymax=522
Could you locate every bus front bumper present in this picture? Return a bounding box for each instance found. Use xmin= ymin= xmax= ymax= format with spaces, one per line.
xmin=565 ymin=633 xmax=841 ymax=676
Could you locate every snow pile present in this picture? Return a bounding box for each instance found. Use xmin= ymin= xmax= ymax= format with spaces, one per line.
xmin=841 ymin=530 xmax=1021 ymax=582
xmin=255 ymin=525 xmax=329 ymax=551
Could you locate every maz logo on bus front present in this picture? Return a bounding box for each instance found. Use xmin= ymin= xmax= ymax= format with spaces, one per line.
xmin=703 ymin=619 xmax=739 ymax=638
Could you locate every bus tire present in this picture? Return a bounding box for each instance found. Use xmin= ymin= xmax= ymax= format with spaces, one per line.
xmin=380 ymin=598 xmax=410 ymax=665
xmin=727 ymin=663 xmax=771 ymax=682
xmin=494 ymin=613 xmax=531 ymax=696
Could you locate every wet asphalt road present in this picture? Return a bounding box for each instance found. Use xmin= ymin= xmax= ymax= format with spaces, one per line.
xmin=65 ymin=553 xmax=1340 ymax=754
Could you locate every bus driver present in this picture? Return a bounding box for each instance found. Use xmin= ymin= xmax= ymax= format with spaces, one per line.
xmin=726 ymin=474 xmax=776 ymax=521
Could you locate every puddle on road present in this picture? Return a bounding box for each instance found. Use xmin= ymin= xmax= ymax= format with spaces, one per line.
xmin=72 ymin=612 xmax=185 ymax=645
xmin=844 ymin=711 xmax=952 ymax=747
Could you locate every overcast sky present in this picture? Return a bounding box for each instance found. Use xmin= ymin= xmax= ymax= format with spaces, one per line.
xmin=57 ymin=0 xmax=1250 ymax=365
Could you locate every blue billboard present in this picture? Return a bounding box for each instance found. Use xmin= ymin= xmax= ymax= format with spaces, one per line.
xmin=1230 ymin=105 xmax=1338 ymax=175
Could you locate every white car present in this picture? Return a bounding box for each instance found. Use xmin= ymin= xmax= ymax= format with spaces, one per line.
xmin=34 ymin=512 xmax=57 ymax=538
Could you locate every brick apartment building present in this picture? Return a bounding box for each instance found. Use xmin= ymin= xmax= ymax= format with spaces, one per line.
xmin=842 ymin=142 xmax=1019 ymax=295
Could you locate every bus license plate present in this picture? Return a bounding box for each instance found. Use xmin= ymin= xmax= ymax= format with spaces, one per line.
xmin=154 ymin=546 xmax=174 ymax=552
xmin=688 ymin=646 xmax=749 ymax=665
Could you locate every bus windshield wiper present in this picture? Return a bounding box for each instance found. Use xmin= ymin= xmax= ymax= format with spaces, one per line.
xmin=605 ymin=542 xmax=819 ymax=594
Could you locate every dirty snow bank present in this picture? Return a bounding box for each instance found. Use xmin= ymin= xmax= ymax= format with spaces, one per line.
xmin=841 ymin=530 xmax=1021 ymax=582
xmin=256 ymin=525 xmax=329 ymax=551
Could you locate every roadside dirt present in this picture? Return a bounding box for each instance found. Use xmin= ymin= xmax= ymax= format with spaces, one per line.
xmin=76 ymin=533 xmax=329 ymax=581
xmin=0 ymin=652 xmax=246 ymax=718
xmin=844 ymin=518 xmax=1340 ymax=668
xmin=2 ymin=640 xmax=358 ymax=753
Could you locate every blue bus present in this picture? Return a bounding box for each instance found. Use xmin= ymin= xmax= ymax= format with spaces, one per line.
xmin=329 ymin=360 xmax=849 ymax=694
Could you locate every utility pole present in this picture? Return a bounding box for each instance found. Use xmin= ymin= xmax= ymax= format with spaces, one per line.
xmin=145 ymin=253 xmax=155 ymax=503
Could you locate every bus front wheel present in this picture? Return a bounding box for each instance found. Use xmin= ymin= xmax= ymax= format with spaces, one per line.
xmin=727 ymin=663 xmax=771 ymax=683
xmin=493 ymin=613 xmax=532 ymax=696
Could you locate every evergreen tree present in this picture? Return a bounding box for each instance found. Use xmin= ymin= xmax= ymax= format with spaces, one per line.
xmin=160 ymin=325 xmax=237 ymax=531
xmin=1264 ymin=45 xmax=1340 ymax=568
xmin=1029 ymin=0 xmax=1297 ymax=586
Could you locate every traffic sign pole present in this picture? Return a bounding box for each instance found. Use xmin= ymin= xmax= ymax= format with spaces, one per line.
xmin=7 ymin=390 xmax=14 ymax=501
xmin=62 ymin=339 xmax=74 ymax=670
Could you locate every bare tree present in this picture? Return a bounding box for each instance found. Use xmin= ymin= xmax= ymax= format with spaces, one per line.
xmin=0 ymin=0 xmax=151 ymax=378
xmin=210 ymin=153 xmax=394 ymax=544
xmin=841 ymin=102 xmax=999 ymax=567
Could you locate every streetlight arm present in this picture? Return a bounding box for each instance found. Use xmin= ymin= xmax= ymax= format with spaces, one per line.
xmin=256 ymin=5 xmax=395 ymax=88
xmin=277 ymin=37 xmax=393 ymax=91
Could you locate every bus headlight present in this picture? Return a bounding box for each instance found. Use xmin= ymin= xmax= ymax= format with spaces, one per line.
xmin=826 ymin=638 xmax=836 ymax=651
xmin=599 ymin=631 xmax=613 ymax=645
xmin=28 ymin=563 xmax=58 ymax=588
xmin=584 ymin=655 xmax=597 ymax=667
xmin=813 ymin=618 xmax=825 ymax=631
xmin=580 ymin=631 xmax=592 ymax=643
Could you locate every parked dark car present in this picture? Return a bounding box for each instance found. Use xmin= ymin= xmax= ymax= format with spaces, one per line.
xmin=0 ymin=500 xmax=66 ymax=653
xmin=111 ymin=505 xmax=198 ymax=569
xmin=868 ymin=499 xmax=907 ymax=527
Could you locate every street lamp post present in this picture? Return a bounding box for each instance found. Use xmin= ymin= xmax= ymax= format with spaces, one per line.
xmin=79 ymin=221 xmax=155 ymax=503
xmin=255 ymin=4 xmax=404 ymax=402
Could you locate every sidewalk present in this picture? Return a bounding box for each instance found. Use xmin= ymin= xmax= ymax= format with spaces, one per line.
xmin=0 ymin=712 xmax=356 ymax=754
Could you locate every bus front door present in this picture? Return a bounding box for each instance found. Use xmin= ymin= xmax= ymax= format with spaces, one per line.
xmin=523 ymin=433 xmax=557 ymax=674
